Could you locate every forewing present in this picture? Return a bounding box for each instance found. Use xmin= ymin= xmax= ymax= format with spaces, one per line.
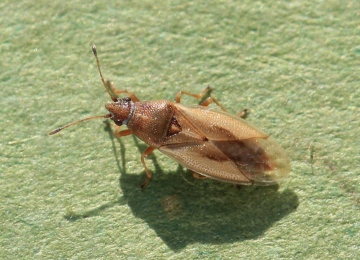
xmin=176 ymin=104 xmax=268 ymax=140
xmin=159 ymin=142 xmax=252 ymax=184
xmin=160 ymin=104 xmax=290 ymax=185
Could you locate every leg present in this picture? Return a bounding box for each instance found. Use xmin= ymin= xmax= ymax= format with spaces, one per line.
xmin=237 ymin=109 xmax=249 ymax=119
xmin=106 ymin=122 xmax=155 ymax=188
xmin=174 ymin=86 xmax=228 ymax=112
xmin=140 ymin=146 xmax=156 ymax=188
xmin=113 ymin=129 xmax=133 ymax=138
xmin=199 ymin=97 xmax=228 ymax=111
xmin=106 ymin=80 xmax=140 ymax=102
xmin=174 ymin=86 xmax=211 ymax=103
xmin=106 ymin=122 xmax=133 ymax=138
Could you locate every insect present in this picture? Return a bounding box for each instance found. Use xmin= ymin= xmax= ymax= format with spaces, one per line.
xmin=50 ymin=45 xmax=291 ymax=188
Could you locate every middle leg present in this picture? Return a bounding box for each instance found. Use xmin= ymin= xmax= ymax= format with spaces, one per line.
xmin=174 ymin=86 xmax=227 ymax=112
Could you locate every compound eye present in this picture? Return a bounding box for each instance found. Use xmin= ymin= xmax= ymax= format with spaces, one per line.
xmin=114 ymin=119 xmax=123 ymax=126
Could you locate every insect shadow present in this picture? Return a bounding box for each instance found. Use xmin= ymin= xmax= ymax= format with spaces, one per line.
xmin=99 ymin=121 xmax=299 ymax=251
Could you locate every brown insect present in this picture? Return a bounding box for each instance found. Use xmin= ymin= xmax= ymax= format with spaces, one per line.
xmin=50 ymin=45 xmax=291 ymax=188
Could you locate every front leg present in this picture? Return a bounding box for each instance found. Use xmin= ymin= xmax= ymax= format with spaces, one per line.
xmin=106 ymin=80 xmax=140 ymax=102
xmin=106 ymin=122 xmax=133 ymax=138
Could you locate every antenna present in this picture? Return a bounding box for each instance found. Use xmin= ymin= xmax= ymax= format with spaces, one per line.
xmin=49 ymin=45 xmax=119 ymax=135
xmin=92 ymin=45 xmax=118 ymax=102
xmin=49 ymin=114 xmax=111 ymax=135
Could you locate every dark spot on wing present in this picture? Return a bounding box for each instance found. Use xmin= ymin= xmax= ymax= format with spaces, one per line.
xmin=210 ymin=125 xmax=236 ymax=139
xmin=204 ymin=147 xmax=229 ymax=162
xmin=211 ymin=139 xmax=273 ymax=176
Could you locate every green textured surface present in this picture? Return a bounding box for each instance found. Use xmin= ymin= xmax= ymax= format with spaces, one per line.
xmin=1 ymin=1 xmax=359 ymax=259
